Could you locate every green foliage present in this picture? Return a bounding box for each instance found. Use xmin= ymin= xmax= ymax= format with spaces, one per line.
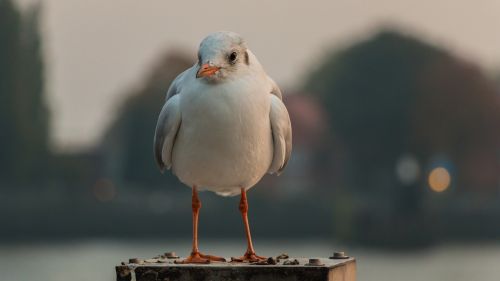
xmin=0 ymin=0 xmax=21 ymax=180
xmin=305 ymin=31 xmax=445 ymax=194
xmin=304 ymin=29 xmax=500 ymax=247
xmin=308 ymin=32 xmax=442 ymax=162
xmin=305 ymin=30 xmax=499 ymax=192
xmin=0 ymin=1 xmax=50 ymax=184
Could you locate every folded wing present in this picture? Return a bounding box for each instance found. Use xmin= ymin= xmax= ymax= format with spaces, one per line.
xmin=153 ymin=68 xmax=191 ymax=172
xmin=154 ymin=94 xmax=181 ymax=172
xmin=268 ymin=90 xmax=292 ymax=175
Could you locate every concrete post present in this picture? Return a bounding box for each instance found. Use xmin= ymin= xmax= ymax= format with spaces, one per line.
xmin=116 ymin=256 xmax=356 ymax=281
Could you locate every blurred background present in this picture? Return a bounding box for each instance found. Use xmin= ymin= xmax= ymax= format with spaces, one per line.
xmin=1 ymin=0 xmax=500 ymax=280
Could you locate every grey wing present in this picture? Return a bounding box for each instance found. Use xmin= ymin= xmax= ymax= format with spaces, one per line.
xmin=154 ymin=94 xmax=181 ymax=172
xmin=268 ymin=93 xmax=292 ymax=175
xmin=268 ymin=76 xmax=283 ymax=100
xmin=165 ymin=68 xmax=190 ymax=101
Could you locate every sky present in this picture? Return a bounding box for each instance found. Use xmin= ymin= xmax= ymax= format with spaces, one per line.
xmin=15 ymin=0 xmax=500 ymax=151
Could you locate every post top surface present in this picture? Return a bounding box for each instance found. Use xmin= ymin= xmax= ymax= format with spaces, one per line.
xmin=116 ymin=256 xmax=357 ymax=281
xmin=118 ymin=256 xmax=355 ymax=269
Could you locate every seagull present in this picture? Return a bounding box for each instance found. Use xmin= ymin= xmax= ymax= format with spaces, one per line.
xmin=154 ymin=31 xmax=292 ymax=264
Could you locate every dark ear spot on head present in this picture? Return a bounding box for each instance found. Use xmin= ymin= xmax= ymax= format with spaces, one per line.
xmin=244 ymin=51 xmax=249 ymax=65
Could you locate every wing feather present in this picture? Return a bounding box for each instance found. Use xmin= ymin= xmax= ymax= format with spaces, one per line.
xmin=268 ymin=76 xmax=283 ymax=100
xmin=268 ymin=93 xmax=292 ymax=175
xmin=153 ymin=68 xmax=193 ymax=171
xmin=154 ymin=92 xmax=181 ymax=172
xmin=165 ymin=68 xmax=189 ymax=101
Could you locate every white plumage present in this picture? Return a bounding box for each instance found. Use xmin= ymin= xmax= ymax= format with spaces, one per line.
xmin=154 ymin=31 xmax=292 ymax=197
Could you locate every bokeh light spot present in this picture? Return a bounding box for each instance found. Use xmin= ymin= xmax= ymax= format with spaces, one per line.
xmin=395 ymin=154 xmax=420 ymax=185
xmin=428 ymin=167 xmax=451 ymax=192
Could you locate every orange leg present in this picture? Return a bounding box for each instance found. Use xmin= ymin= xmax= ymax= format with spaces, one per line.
xmin=176 ymin=186 xmax=226 ymax=264
xmin=231 ymin=188 xmax=266 ymax=263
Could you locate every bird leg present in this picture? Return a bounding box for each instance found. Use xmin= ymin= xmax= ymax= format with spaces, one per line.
xmin=231 ymin=188 xmax=266 ymax=263
xmin=176 ymin=186 xmax=226 ymax=264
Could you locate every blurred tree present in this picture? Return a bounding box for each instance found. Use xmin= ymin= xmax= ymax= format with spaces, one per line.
xmin=0 ymin=0 xmax=21 ymax=181
xmin=304 ymin=30 xmax=500 ymax=247
xmin=414 ymin=58 xmax=500 ymax=191
xmin=101 ymin=51 xmax=193 ymax=188
xmin=306 ymin=31 xmax=443 ymax=194
xmin=0 ymin=1 xmax=50 ymax=185
xmin=306 ymin=30 xmax=499 ymax=192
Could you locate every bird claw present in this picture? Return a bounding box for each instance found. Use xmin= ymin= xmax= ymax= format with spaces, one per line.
xmin=175 ymin=252 xmax=226 ymax=264
xmin=199 ymin=252 xmax=226 ymax=262
xmin=231 ymin=251 xmax=267 ymax=263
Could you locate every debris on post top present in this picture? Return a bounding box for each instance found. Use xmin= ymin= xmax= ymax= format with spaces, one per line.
xmin=116 ymin=252 xmax=356 ymax=281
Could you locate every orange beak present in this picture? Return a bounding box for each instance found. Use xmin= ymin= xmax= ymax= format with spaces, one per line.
xmin=196 ymin=63 xmax=220 ymax=78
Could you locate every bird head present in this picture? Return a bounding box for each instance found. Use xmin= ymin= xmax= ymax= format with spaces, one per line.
xmin=196 ymin=31 xmax=250 ymax=83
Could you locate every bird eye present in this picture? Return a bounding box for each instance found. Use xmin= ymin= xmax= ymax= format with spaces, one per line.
xmin=229 ymin=52 xmax=237 ymax=63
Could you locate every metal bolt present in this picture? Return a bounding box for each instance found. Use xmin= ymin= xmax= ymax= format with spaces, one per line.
xmin=164 ymin=252 xmax=179 ymax=259
xmin=330 ymin=251 xmax=349 ymax=259
xmin=276 ymin=253 xmax=289 ymax=261
xmin=306 ymin=258 xmax=324 ymax=266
